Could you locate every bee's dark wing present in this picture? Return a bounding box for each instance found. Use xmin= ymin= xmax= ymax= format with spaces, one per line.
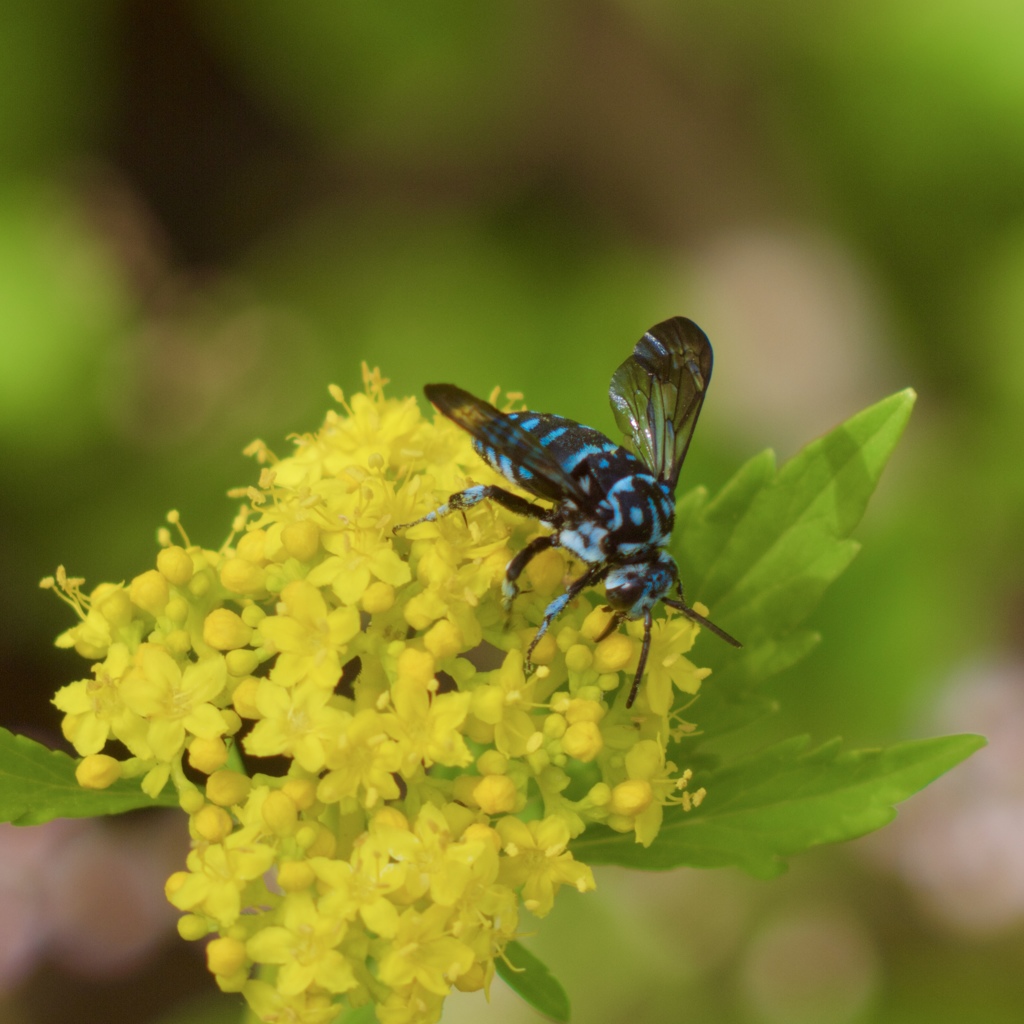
xmin=608 ymin=317 xmax=714 ymax=491
xmin=425 ymin=384 xmax=590 ymax=505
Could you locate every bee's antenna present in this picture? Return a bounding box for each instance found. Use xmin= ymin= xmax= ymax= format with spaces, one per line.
xmin=662 ymin=597 xmax=741 ymax=648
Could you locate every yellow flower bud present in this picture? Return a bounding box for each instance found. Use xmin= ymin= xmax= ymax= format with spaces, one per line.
xmin=206 ymin=769 xmax=251 ymax=807
xmin=262 ymin=789 xmax=298 ymax=835
xmin=443 ymin=801 xmax=476 ymax=837
xmin=372 ymin=807 xmax=410 ymax=831
xmin=215 ymin=969 xmax=249 ymax=994
xmin=610 ymin=779 xmax=653 ymax=817
xmin=219 ymin=557 xmax=267 ymax=595
xmin=476 ymin=750 xmax=508 ymax=776
xmin=188 ymin=571 xmax=211 ymax=599
xmin=225 ymin=649 xmax=260 ymax=678
xmin=165 ymin=597 xmax=189 ymax=624
xmin=157 ymin=545 xmax=194 ymax=587
xmin=581 ymin=605 xmax=618 ymax=641
xmin=545 ymin=717 xmax=568 ymax=744
xmin=235 ymin=529 xmax=266 ymax=563
xmin=130 ymin=569 xmax=169 ymax=616
xmin=562 ymin=721 xmax=603 ymax=762
xmin=528 ymin=630 xmax=558 ymax=666
xmin=299 ymin=823 xmax=337 ymax=858
xmin=462 ymin=822 xmax=502 ymax=851
xmin=452 ymin=775 xmax=480 ymax=807
xmin=625 ymin=739 xmax=664 ymax=779
xmin=465 ymin=716 xmax=496 ymax=745
xmin=474 ymin=774 xmax=519 ymax=815
xmin=177 ymin=914 xmax=209 ymax=941
xmin=206 ymin=936 xmax=247 ymax=976
xmin=555 ymin=625 xmax=579 ymax=651
xmin=281 ymin=777 xmax=317 ymax=810
xmin=470 ymin=685 xmax=505 ymax=725
xmin=454 ymin=961 xmax=487 ymax=992
xmin=75 ymin=754 xmax=121 ymax=789
xmin=361 ymin=580 xmax=395 ymax=614
xmin=403 ymin=591 xmax=442 ymax=630
xmin=424 ymin=618 xmax=462 ymax=660
xmin=179 ymin=788 xmax=205 ymax=815
xmin=397 ymin=647 xmax=435 ymax=686
xmin=96 ymin=587 xmax=133 ymax=628
xmin=188 ymin=737 xmax=229 ymax=774
xmin=203 ymin=608 xmax=252 ymax=651
xmin=231 ymin=676 xmax=260 ymax=718
xmin=565 ymin=698 xmax=605 ymax=724
xmin=565 ymin=643 xmax=593 ymax=673
xmin=281 ymin=520 xmax=320 ymax=562
xmin=163 ymin=628 xmax=191 ymax=656
xmin=193 ymin=804 xmax=234 ymax=843
xmin=240 ymin=604 xmax=265 ymax=628
xmin=525 ymin=546 xmax=565 ymax=595
xmin=276 ymin=860 xmax=316 ymax=892
xmin=165 ymin=871 xmax=189 ymax=899
xmin=592 ymin=633 xmax=634 ymax=673
xmin=72 ymin=637 xmax=107 ymax=660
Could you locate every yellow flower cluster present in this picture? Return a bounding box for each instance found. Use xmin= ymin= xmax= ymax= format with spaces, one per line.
xmin=46 ymin=366 xmax=711 ymax=1024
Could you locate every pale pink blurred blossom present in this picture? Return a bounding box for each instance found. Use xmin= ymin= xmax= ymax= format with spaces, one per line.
xmin=862 ymin=661 xmax=1024 ymax=935
xmin=0 ymin=812 xmax=188 ymax=990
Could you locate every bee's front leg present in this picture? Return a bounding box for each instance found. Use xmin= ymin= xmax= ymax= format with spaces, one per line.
xmin=393 ymin=485 xmax=549 ymax=533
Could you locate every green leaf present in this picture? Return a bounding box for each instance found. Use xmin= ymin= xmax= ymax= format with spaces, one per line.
xmin=676 ymin=388 xmax=917 ymax=735
xmin=496 ymin=940 xmax=571 ymax=1022
xmin=575 ymin=733 xmax=985 ymax=877
xmin=0 ymin=727 xmax=177 ymax=825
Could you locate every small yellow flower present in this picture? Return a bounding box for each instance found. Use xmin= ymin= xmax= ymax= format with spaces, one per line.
xmin=52 ymin=642 xmax=135 ymax=755
xmin=260 ymin=580 xmax=361 ymax=688
xmin=377 ymin=903 xmax=475 ymax=996
xmin=318 ymin=709 xmax=403 ymax=807
xmin=118 ymin=644 xmax=230 ymax=764
xmin=496 ymin=815 xmax=596 ymax=916
xmin=385 ymin=676 xmax=473 ymax=775
xmin=244 ymin=678 xmax=349 ymax=773
xmin=629 ymin=613 xmax=711 ymax=715
xmin=167 ymin=824 xmax=277 ymax=928
xmin=246 ymin=891 xmax=357 ymax=996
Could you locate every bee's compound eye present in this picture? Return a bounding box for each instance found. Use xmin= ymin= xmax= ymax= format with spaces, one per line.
xmin=604 ymin=567 xmax=649 ymax=613
xmin=605 ymin=558 xmax=676 ymax=617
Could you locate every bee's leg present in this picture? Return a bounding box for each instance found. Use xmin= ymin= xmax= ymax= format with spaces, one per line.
xmin=525 ymin=563 xmax=608 ymax=669
xmin=625 ymin=609 xmax=653 ymax=708
xmin=502 ymin=534 xmax=556 ymax=616
xmin=594 ymin=609 xmax=625 ymax=643
xmin=663 ymin=588 xmax=742 ymax=648
xmin=393 ymin=485 xmax=551 ymax=532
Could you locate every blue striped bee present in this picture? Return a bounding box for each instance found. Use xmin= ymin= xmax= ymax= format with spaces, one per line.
xmin=395 ymin=317 xmax=740 ymax=707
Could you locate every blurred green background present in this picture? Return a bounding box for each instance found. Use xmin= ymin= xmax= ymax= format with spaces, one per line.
xmin=2 ymin=1 xmax=1023 ymax=1022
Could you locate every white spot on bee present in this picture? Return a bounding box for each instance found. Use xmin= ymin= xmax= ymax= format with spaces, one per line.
xmin=559 ymin=521 xmax=607 ymax=564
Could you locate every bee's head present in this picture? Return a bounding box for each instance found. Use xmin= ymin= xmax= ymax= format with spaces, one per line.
xmin=604 ymin=552 xmax=678 ymax=619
